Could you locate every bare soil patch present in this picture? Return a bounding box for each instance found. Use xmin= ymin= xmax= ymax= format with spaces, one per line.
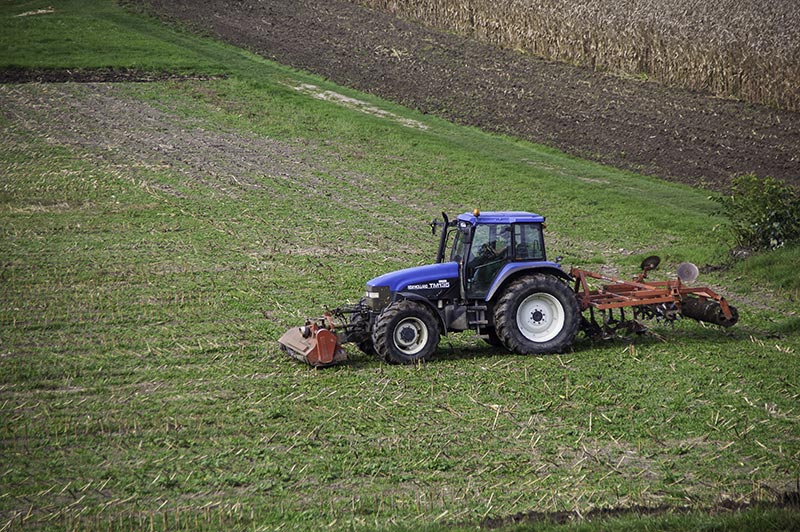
xmin=125 ymin=0 xmax=800 ymax=192
xmin=0 ymin=67 xmax=222 ymax=84
xmin=0 ymin=81 xmax=402 ymax=217
xmin=481 ymin=494 xmax=800 ymax=529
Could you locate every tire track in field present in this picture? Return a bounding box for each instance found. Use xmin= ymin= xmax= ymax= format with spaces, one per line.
xmin=0 ymin=82 xmax=400 ymax=216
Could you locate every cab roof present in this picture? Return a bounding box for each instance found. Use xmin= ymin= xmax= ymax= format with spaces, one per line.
xmin=457 ymin=211 xmax=545 ymax=225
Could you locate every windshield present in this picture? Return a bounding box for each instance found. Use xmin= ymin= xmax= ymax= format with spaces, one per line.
xmin=449 ymin=226 xmax=467 ymax=263
xmin=451 ymin=223 xmax=545 ymax=262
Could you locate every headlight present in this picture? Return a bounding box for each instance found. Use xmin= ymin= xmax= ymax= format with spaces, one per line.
xmin=365 ymin=285 xmax=390 ymax=310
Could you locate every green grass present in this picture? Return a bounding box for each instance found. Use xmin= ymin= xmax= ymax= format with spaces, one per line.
xmin=1 ymin=1 xmax=799 ymax=530
xmin=0 ymin=0 xmax=226 ymax=73
xmin=732 ymin=246 xmax=800 ymax=303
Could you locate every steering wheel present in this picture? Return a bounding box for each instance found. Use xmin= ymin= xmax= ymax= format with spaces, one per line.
xmin=479 ymin=242 xmax=497 ymax=259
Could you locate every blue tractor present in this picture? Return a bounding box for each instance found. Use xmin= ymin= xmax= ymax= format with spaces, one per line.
xmin=279 ymin=209 xmax=582 ymax=365
xmin=279 ymin=209 xmax=738 ymax=366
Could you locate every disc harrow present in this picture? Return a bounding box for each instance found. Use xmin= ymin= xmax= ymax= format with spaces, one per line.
xmin=570 ymin=256 xmax=738 ymax=339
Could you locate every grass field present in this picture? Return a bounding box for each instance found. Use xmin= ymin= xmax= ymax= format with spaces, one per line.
xmin=1 ymin=1 xmax=799 ymax=530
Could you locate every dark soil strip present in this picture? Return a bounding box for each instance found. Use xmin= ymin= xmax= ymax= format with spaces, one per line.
xmin=0 ymin=67 xmax=223 ymax=84
xmin=124 ymin=0 xmax=800 ymax=193
xmin=481 ymin=492 xmax=800 ymax=529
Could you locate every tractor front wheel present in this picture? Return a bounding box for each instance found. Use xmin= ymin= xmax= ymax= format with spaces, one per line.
xmin=494 ymin=274 xmax=580 ymax=355
xmin=372 ymin=300 xmax=440 ymax=364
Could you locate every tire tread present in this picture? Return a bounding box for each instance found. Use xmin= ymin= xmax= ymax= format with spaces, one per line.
xmin=494 ymin=274 xmax=580 ymax=354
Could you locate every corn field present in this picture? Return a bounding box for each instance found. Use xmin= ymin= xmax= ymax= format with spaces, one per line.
xmin=353 ymin=0 xmax=800 ymax=112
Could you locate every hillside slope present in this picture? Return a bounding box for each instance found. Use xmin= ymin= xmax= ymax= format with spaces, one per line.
xmin=127 ymin=0 xmax=800 ymax=192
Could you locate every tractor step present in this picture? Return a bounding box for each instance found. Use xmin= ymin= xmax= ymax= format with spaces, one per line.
xmin=467 ymin=304 xmax=489 ymax=326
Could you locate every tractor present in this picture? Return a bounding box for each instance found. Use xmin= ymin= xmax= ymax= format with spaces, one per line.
xmin=278 ymin=210 xmax=737 ymax=366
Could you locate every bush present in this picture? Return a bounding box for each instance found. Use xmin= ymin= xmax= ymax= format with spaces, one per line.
xmin=714 ymin=175 xmax=800 ymax=253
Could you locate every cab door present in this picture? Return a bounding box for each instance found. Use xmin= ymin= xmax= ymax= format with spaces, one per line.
xmin=463 ymin=223 xmax=512 ymax=299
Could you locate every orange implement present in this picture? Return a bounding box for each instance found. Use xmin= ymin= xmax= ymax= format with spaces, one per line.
xmin=569 ymin=265 xmax=737 ymax=327
xmin=278 ymin=315 xmax=348 ymax=367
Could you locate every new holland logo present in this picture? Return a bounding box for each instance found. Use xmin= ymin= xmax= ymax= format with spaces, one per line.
xmin=407 ymin=280 xmax=451 ymax=290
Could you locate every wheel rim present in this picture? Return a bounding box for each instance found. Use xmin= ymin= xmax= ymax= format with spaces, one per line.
xmin=516 ymin=292 xmax=565 ymax=343
xmin=393 ymin=316 xmax=429 ymax=355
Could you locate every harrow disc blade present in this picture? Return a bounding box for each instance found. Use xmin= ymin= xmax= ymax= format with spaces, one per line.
xmin=640 ymin=255 xmax=661 ymax=271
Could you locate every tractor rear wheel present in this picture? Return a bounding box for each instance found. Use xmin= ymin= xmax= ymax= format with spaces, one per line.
xmin=372 ymin=300 xmax=440 ymax=364
xmin=494 ymin=274 xmax=580 ymax=355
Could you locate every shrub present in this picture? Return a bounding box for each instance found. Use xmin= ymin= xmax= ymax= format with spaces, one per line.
xmin=714 ymin=174 xmax=800 ymax=253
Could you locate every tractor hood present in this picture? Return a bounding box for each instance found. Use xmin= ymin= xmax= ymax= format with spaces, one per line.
xmin=367 ymin=262 xmax=459 ymax=293
xmin=365 ymin=262 xmax=460 ymax=310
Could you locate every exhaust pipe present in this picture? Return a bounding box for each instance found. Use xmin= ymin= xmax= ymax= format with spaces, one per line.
xmin=681 ymin=297 xmax=738 ymax=327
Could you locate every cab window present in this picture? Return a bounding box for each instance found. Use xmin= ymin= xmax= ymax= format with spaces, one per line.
xmin=513 ymin=223 xmax=545 ymax=260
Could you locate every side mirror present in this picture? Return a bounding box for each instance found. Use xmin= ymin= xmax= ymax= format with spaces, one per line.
xmin=430 ymin=211 xmax=448 ymax=235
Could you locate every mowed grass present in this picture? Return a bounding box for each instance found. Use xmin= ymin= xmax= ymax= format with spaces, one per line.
xmin=1 ymin=1 xmax=799 ymax=531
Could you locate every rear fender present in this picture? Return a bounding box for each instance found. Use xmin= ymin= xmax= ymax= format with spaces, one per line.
xmin=485 ymin=263 xmax=572 ymax=301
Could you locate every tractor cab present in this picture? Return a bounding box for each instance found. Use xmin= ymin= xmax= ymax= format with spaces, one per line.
xmin=442 ymin=210 xmax=548 ymax=299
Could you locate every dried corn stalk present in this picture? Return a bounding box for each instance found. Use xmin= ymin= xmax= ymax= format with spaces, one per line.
xmin=353 ymin=0 xmax=800 ymax=111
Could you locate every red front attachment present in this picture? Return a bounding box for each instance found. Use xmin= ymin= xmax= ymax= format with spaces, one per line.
xmin=277 ymin=314 xmax=348 ymax=367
